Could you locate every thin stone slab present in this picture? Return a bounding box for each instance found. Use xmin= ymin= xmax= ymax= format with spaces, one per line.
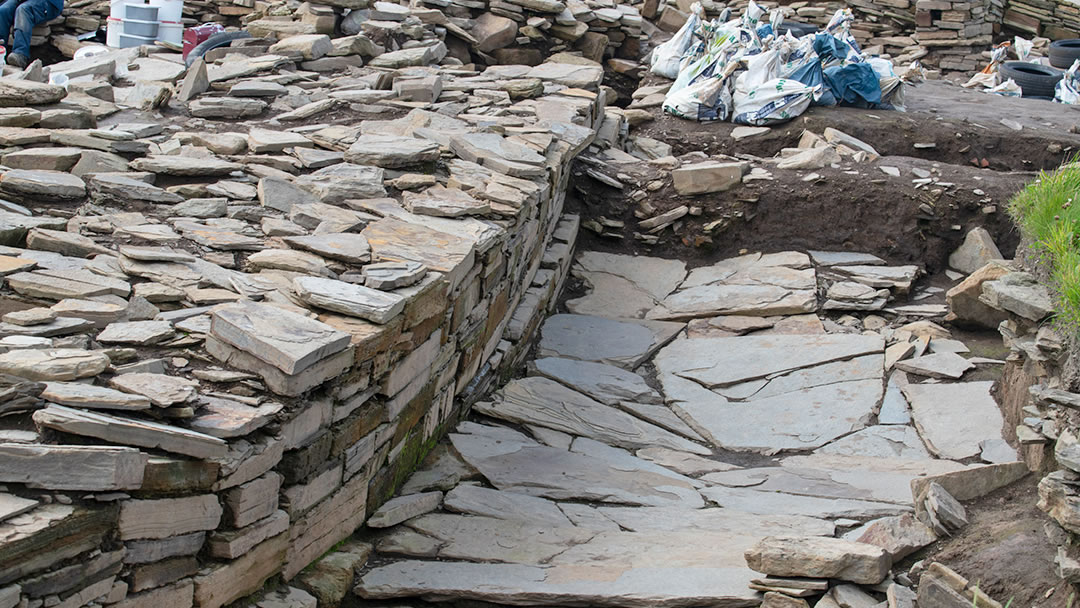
xmin=635 ymin=447 xmax=742 ymax=477
xmin=109 ymin=373 xmax=198 ymax=408
xmin=0 ymin=348 xmax=109 ymax=381
xmin=283 ymin=233 xmax=371 ymax=264
xmin=537 ymin=314 xmax=683 ymax=370
xmin=210 ymin=301 xmax=350 ymax=375
xmin=702 ymin=455 xmax=963 ymax=505
xmin=815 ymin=426 xmax=932 ymax=460
xmin=0 ymin=493 xmax=36 ymax=523
xmin=477 ymin=377 xmax=708 ymax=454
xmin=902 ymin=381 xmax=1005 ymax=460
xmin=361 ymin=261 xmax=425 ymax=289
xmin=402 ymin=513 xmax=594 ymax=564
xmin=188 ymin=396 xmax=282 ymax=439
xmin=368 ymin=491 xmax=443 ymax=528
xmin=654 ymin=334 xmax=883 ymax=388
xmin=744 ymin=536 xmax=890 ymax=585
xmin=665 ymin=372 xmax=881 ymax=453
xmin=293 ymin=276 xmax=406 ymax=324
xmin=648 ymin=284 xmax=817 ymax=320
xmin=357 ymin=558 xmax=759 ymax=607
xmin=362 ymin=216 xmax=476 ymax=290
xmin=130 ymin=155 xmax=244 ymax=176
xmin=96 ymin=321 xmax=175 ymax=345
xmin=345 ymin=135 xmax=440 ymax=168
xmin=717 ymin=355 xmax=882 ymax=401
xmin=894 ymin=352 xmax=974 ymax=379
xmin=0 ymin=444 xmax=146 ymax=490
xmin=449 ymin=429 xmax=704 ymax=508
xmin=443 ymin=485 xmax=572 ymax=527
xmin=32 ymin=404 xmax=228 ymax=459
xmin=808 ymin=251 xmax=886 ymax=267
xmin=699 ymin=484 xmax=912 ymax=519
xmin=566 ymin=252 xmax=688 ymax=319
xmin=41 ymin=382 xmax=151 ymax=411
xmin=595 ymin=506 xmax=833 ymax=537
xmin=403 ymin=185 xmax=491 ymax=218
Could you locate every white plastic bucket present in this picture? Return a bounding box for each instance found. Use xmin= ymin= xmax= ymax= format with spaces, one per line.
xmin=158 ymin=21 xmax=182 ymax=45
xmin=110 ymin=0 xmax=181 ymax=23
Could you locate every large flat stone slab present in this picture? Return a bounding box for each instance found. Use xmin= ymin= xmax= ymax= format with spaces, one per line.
xmin=701 ymin=455 xmax=965 ymax=505
xmin=566 ymin=252 xmax=687 ymax=319
xmin=537 ymin=314 xmax=684 ymax=370
xmin=210 ymin=301 xmax=350 ymax=375
xmin=655 ymin=334 xmax=884 ymax=389
xmin=530 ymin=357 xmax=661 ymax=405
xmin=476 ymin=377 xmax=708 ymax=455
xmin=357 ymin=558 xmax=759 ymax=607
xmin=901 ymin=381 xmax=1005 ymax=460
xmin=449 ymin=426 xmax=704 ymax=508
xmin=665 ymin=373 xmax=881 ymax=453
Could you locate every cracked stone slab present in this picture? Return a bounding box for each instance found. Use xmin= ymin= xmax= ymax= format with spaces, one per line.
xmin=901 ymin=381 xmax=1005 ymax=460
xmin=664 ymin=374 xmax=881 ymax=454
xmin=402 ymin=513 xmax=595 ymax=564
xmin=698 ymin=484 xmax=913 ymax=520
xmin=449 ymin=428 xmax=704 ymax=508
xmin=648 ymin=284 xmax=817 ymax=320
xmin=815 ymin=425 xmax=932 ymax=460
xmin=894 ymin=352 xmax=974 ymax=379
xmin=654 ymin=333 xmax=884 ymax=389
xmin=701 ymin=454 xmax=963 ymax=505
xmin=566 ymin=252 xmax=687 ymax=319
xmin=356 ymin=558 xmax=760 ymax=607
xmin=443 ymin=484 xmax=572 ymax=527
xmin=529 ymin=357 xmax=662 ymax=405
xmin=537 ymin=314 xmax=684 ymax=370
xmin=476 ymin=377 xmax=708 ymax=455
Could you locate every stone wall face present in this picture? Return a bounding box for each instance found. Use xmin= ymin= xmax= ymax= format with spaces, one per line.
xmin=0 ymin=59 xmax=604 ymax=608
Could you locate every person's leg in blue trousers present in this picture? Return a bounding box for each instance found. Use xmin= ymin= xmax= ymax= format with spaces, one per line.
xmin=0 ymin=0 xmax=21 ymax=47
xmin=9 ymin=0 xmax=62 ymax=61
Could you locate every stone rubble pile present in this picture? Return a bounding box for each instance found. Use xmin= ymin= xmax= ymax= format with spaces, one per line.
xmin=0 ymin=29 xmax=613 ymax=608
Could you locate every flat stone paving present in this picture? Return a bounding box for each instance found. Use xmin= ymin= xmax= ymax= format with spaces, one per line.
xmin=355 ymin=250 xmax=1013 ymax=607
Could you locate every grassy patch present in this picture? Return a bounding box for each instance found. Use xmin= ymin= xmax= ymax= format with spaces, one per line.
xmin=1008 ymin=161 xmax=1080 ymax=329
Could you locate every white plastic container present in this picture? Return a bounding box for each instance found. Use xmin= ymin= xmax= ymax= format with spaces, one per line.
xmin=125 ymin=3 xmax=158 ymax=21
xmin=110 ymin=0 xmax=181 ymax=23
xmin=157 ymin=21 xmax=182 ymax=46
xmin=122 ymin=17 xmax=158 ymax=37
xmin=106 ymin=17 xmax=155 ymax=48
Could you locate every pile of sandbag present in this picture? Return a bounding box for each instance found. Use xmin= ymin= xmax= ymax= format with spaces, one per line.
xmin=649 ymin=1 xmax=912 ymax=125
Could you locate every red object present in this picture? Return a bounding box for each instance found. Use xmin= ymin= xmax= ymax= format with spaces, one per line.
xmin=182 ymin=23 xmax=225 ymax=60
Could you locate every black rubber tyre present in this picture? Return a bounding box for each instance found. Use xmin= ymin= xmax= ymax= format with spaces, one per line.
xmin=1000 ymin=61 xmax=1064 ymax=97
xmin=184 ymin=31 xmax=253 ymax=67
xmin=1049 ymin=39 xmax=1080 ymax=69
xmin=777 ymin=21 xmax=818 ymax=38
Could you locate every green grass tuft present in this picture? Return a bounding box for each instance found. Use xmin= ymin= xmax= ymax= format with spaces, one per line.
xmin=1008 ymin=160 xmax=1080 ymax=332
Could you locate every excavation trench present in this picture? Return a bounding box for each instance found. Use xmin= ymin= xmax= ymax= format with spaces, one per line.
xmin=350 ymin=78 xmax=1074 ymax=608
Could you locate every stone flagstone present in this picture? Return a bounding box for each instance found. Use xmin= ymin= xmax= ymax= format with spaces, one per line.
xmin=537 ymin=314 xmax=683 ymax=370
xmin=449 ymin=426 xmax=704 ymax=508
xmin=443 ymin=484 xmax=572 ymax=527
xmin=566 ymin=252 xmax=687 ymax=319
xmin=654 ymin=333 xmax=884 ymax=388
xmin=476 ymin=377 xmax=709 ymax=455
xmin=902 ymin=381 xmax=1005 ymax=460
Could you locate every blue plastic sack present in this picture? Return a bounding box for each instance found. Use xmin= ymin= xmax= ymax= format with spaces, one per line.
xmin=812 ymin=33 xmax=852 ymax=65
xmin=788 ymin=61 xmax=837 ymax=106
xmin=823 ymin=62 xmax=881 ymax=106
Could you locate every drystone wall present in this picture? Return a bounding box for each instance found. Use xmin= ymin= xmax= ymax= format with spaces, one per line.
xmin=0 ymin=58 xmax=604 ymax=608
